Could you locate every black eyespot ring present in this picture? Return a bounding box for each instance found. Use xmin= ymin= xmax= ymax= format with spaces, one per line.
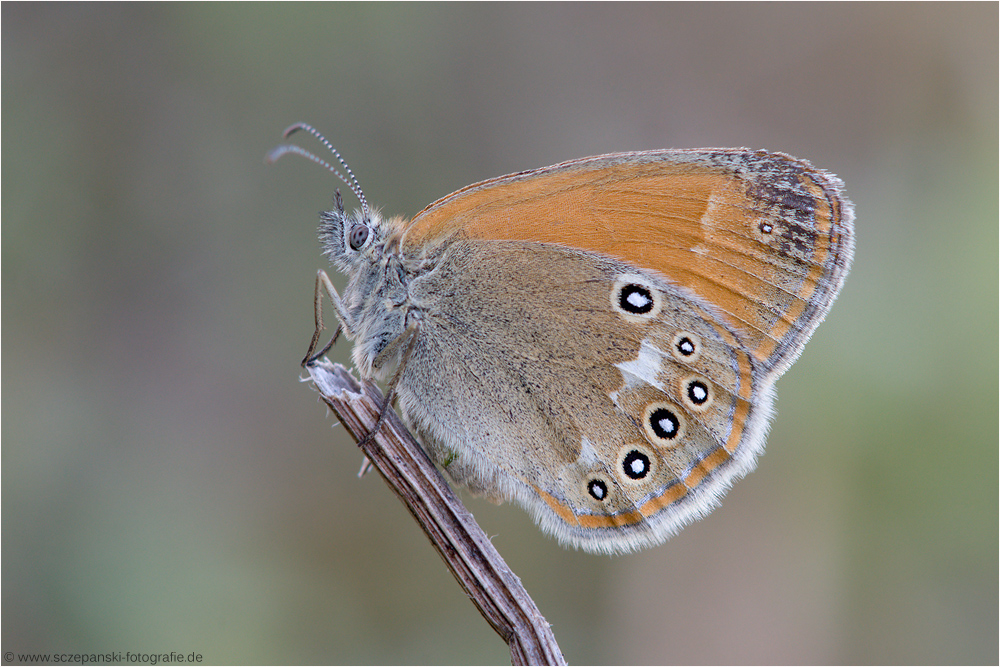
xmin=686 ymin=379 xmax=709 ymax=405
xmin=587 ymin=479 xmax=608 ymax=501
xmin=621 ymin=450 xmax=650 ymax=480
xmin=676 ymin=336 xmax=696 ymax=356
xmin=349 ymin=224 xmax=370 ymax=250
xmin=649 ymin=407 xmax=680 ymax=440
xmin=670 ymin=331 xmax=703 ymax=363
xmin=611 ymin=275 xmax=663 ymax=321
xmin=618 ymin=284 xmax=654 ymax=314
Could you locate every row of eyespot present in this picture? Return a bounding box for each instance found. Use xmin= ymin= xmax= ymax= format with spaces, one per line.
xmin=589 ymin=281 xmax=714 ymax=503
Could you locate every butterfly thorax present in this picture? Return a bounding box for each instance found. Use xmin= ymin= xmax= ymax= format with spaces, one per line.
xmin=320 ymin=207 xmax=436 ymax=382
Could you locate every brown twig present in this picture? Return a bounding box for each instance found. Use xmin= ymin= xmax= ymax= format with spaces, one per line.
xmin=304 ymin=359 xmax=567 ymax=666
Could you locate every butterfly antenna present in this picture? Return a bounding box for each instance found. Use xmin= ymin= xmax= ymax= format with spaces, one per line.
xmin=266 ymin=123 xmax=370 ymax=221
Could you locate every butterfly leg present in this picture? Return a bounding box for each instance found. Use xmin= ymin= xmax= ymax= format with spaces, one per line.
xmin=302 ymin=269 xmax=355 ymax=366
xmin=357 ymin=320 xmax=421 ymax=449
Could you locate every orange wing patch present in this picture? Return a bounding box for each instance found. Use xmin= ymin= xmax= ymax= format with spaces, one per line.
xmin=401 ymin=150 xmax=848 ymax=370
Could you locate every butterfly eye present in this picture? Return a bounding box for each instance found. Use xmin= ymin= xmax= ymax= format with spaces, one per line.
xmin=349 ymin=224 xmax=370 ymax=251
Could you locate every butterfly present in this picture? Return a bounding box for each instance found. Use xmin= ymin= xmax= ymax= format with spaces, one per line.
xmin=271 ymin=124 xmax=854 ymax=554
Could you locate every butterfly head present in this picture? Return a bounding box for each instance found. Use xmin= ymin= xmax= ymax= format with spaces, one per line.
xmin=267 ymin=122 xmax=404 ymax=275
xmin=317 ymin=194 xmax=404 ymax=276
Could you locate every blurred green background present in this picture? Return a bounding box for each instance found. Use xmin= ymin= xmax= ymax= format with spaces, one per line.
xmin=3 ymin=3 xmax=997 ymax=665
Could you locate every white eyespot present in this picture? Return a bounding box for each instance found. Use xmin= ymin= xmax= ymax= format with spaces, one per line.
xmin=587 ymin=478 xmax=609 ymax=502
xmin=643 ymin=402 xmax=686 ymax=447
xmin=611 ymin=274 xmax=663 ymax=323
xmin=680 ymin=375 xmax=714 ymax=412
xmin=754 ymin=218 xmax=778 ymax=243
xmin=670 ymin=331 xmax=703 ymax=364
xmin=617 ymin=445 xmax=656 ymax=484
xmin=626 ymin=290 xmax=651 ymax=310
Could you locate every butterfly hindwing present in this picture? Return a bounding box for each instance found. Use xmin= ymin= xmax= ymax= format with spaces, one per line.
xmin=393 ymin=238 xmax=767 ymax=552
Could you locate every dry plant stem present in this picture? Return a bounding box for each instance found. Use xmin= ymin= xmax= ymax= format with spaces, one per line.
xmin=305 ymin=359 xmax=566 ymax=666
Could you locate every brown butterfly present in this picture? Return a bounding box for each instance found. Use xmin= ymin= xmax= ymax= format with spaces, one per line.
xmin=271 ymin=125 xmax=854 ymax=553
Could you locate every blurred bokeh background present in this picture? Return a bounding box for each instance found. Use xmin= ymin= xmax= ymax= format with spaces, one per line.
xmin=3 ymin=4 xmax=996 ymax=665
